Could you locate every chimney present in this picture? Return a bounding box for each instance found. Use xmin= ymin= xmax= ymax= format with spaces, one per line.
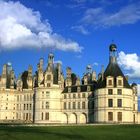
xmin=101 ymin=65 xmax=104 ymax=81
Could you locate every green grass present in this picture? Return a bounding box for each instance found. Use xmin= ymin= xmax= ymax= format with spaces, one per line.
xmin=0 ymin=125 xmax=140 ymax=140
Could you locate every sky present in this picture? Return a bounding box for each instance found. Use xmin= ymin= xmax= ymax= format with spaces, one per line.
xmin=0 ymin=0 xmax=140 ymax=92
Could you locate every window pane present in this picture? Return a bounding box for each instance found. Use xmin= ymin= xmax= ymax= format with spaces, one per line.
xmin=46 ymin=102 xmax=49 ymax=109
xmin=117 ymin=112 xmax=122 ymax=121
xmin=117 ymin=99 xmax=122 ymax=107
xmin=45 ymin=112 xmax=49 ymax=120
xmin=108 ymin=99 xmax=113 ymax=107
xmin=64 ymin=102 xmax=66 ymax=109
xmin=108 ymin=89 xmax=113 ymax=95
xmin=108 ymin=112 xmax=113 ymax=121
xmin=117 ymin=89 xmax=122 ymax=95
xmin=82 ymin=102 xmax=85 ymax=109
xmin=73 ymin=102 xmax=76 ymax=109
xmin=108 ymin=80 xmax=112 ymax=86
xmin=118 ymin=80 xmax=122 ymax=86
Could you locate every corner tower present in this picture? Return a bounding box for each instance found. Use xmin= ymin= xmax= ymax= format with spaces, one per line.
xmin=94 ymin=43 xmax=137 ymax=124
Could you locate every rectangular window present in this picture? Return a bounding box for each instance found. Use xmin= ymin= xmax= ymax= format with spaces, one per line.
xmin=68 ymin=102 xmax=71 ymax=109
xmin=108 ymin=99 xmax=113 ymax=107
xmin=117 ymin=99 xmax=122 ymax=107
xmin=73 ymin=102 xmax=76 ymax=109
xmin=78 ymin=102 xmax=80 ymax=109
xmin=42 ymin=102 xmax=44 ymax=109
xmin=108 ymin=112 xmax=113 ymax=121
xmin=46 ymin=102 xmax=49 ymax=109
xmin=30 ymin=104 xmax=32 ymax=110
xmin=68 ymin=88 xmax=71 ymax=93
xmin=27 ymin=104 xmax=28 ymax=110
xmin=47 ymin=83 xmax=51 ymax=87
xmin=108 ymin=89 xmax=113 ymax=95
xmin=117 ymin=89 xmax=122 ymax=95
xmin=64 ymin=102 xmax=66 ymax=109
xmin=46 ymin=91 xmax=50 ymax=97
xmin=82 ymin=93 xmax=85 ymax=98
xmin=41 ymin=112 xmax=43 ymax=120
xmin=24 ymin=104 xmax=25 ymax=110
xmin=73 ymin=94 xmax=76 ymax=98
xmin=117 ymin=112 xmax=122 ymax=121
xmin=64 ymin=94 xmax=66 ymax=99
xmin=108 ymin=80 xmax=112 ymax=86
xmin=45 ymin=112 xmax=49 ymax=120
xmin=82 ymin=102 xmax=85 ymax=109
xmin=118 ymin=80 xmax=122 ymax=86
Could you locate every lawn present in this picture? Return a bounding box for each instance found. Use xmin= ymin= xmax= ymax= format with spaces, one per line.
xmin=0 ymin=125 xmax=140 ymax=140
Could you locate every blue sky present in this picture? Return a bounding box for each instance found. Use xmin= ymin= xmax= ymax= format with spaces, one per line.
xmin=0 ymin=0 xmax=140 ymax=85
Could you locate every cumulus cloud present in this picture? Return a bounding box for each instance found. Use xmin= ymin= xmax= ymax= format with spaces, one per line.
xmin=118 ymin=51 xmax=140 ymax=79
xmin=81 ymin=2 xmax=140 ymax=28
xmin=0 ymin=1 xmax=82 ymax=52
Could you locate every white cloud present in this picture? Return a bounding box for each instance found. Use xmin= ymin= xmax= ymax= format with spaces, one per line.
xmin=81 ymin=2 xmax=140 ymax=28
xmin=71 ymin=25 xmax=89 ymax=35
xmin=138 ymin=84 xmax=140 ymax=96
xmin=118 ymin=51 xmax=140 ymax=79
xmin=0 ymin=1 xmax=82 ymax=52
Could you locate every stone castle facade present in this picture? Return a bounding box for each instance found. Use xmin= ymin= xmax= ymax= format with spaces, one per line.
xmin=0 ymin=44 xmax=140 ymax=124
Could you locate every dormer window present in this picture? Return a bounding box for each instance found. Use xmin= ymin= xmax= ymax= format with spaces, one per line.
xmin=117 ymin=76 xmax=123 ymax=87
xmin=77 ymin=86 xmax=81 ymax=92
xmin=68 ymin=87 xmax=71 ymax=93
xmin=108 ymin=80 xmax=112 ymax=86
xmin=107 ymin=77 xmax=114 ymax=87
xmin=118 ymin=80 xmax=122 ymax=86
xmin=87 ymin=86 xmax=91 ymax=92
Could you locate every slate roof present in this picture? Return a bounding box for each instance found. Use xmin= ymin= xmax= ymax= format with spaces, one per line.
xmin=62 ymin=81 xmax=97 ymax=93
xmin=97 ymin=62 xmax=131 ymax=89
